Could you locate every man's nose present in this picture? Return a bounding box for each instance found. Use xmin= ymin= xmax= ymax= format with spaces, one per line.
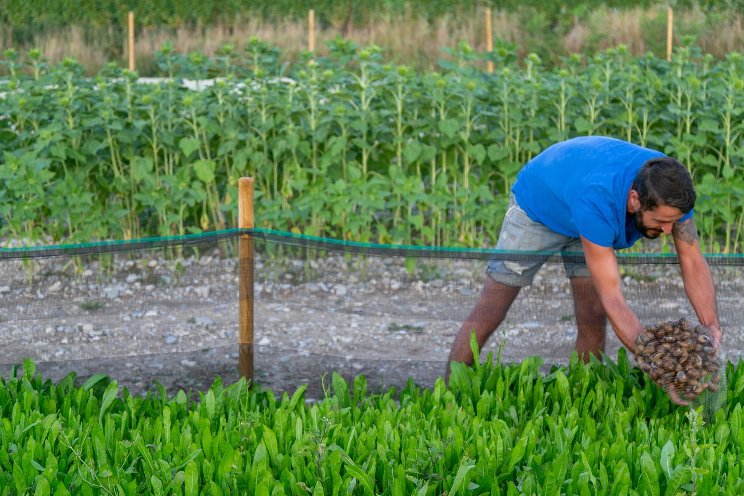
xmin=661 ymin=223 xmax=674 ymax=234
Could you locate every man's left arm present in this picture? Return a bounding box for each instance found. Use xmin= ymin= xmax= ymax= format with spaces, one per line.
xmin=673 ymin=217 xmax=722 ymax=345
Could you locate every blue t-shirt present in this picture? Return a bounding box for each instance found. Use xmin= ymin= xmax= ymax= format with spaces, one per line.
xmin=511 ymin=136 xmax=692 ymax=249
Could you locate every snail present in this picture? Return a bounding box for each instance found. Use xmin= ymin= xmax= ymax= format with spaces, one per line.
xmin=635 ymin=318 xmax=722 ymax=403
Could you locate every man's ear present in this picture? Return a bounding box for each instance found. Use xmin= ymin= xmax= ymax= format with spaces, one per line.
xmin=627 ymin=189 xmax=641 ymax=211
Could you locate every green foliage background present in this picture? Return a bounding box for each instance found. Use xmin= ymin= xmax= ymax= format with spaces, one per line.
xmin=1 ymin=40 xmax=743 ymax=250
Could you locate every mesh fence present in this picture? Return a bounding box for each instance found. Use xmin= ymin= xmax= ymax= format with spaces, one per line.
xmin=1 ymin=229 xmax=741 ymax=402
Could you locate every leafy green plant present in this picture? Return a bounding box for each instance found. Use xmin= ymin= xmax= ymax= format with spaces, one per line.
xmin=3 ymin=354 xmax=744 ymax=493
xmin=1 ymin=42 xmax=743 ymax=250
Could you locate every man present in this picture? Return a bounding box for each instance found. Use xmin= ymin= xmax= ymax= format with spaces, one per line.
xmin=447 ymin=136 xmax=721 ymax=403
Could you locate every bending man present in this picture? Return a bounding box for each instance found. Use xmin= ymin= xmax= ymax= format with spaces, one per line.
xmin=447 ymin=136 xmax=721 ymax=394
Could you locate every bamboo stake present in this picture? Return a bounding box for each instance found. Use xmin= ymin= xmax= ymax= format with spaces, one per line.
xmin=128 ymin=11 xmax=136 ymax=71
xmin=666 ymin=6 xmax=673 ymax=62
xmin=238 ymin=177 xmax=255 ymax=382
xmin=485 ymin=7 xmax=494 ymax=73
xmin=308 ymin=9 xmax=316 ymax=52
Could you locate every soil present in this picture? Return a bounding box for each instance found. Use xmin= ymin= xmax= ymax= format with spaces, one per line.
xmin=1 ymin=246 xmax=741 ymax=401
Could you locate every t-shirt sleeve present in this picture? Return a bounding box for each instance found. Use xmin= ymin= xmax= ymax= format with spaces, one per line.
xmin=571 ymin=193 xmax=618 ymax=247
xmin=680 ymin=209 xmax=694 ymax=222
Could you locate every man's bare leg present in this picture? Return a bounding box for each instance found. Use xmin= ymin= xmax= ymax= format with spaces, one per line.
xmin=569 ymin=276 xmax=607 ymax=362
xmin=446 ymin=278 xmax=521 ymax=380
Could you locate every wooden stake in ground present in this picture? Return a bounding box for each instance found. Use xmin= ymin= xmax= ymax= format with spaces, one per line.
xmin=485 ymin=7 xmax=494 ymax=73
xmin=667 ymin=6 xmax=674 ymax=62
xmin=308 ymin=9 xmax=316 ymax=53
xmin=128 ymin=11 xmax=136 ymax=71
xmin=238 ymin=177 xmax=255 ymax=382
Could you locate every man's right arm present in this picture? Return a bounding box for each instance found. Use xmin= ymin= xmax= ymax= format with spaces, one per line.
xmin=580 ymin=236 xmax=643 ymax=352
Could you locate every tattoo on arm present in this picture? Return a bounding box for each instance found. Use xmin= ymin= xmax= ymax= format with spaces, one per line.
xmin=673 ymin=218 xmax=699 ymax=245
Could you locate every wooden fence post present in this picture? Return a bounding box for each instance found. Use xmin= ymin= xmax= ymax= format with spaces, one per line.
xmin=308 ymin=9 xmax=316 ymax=52
xmin=238 ymin=177 xmax=255 ymax=383
xmin=666 ymin=6 xmax=673 ymax=62
xmin=128 ymin=11 xmax=136 ymax=71
xmin=485 ymin=7 xmax=494 ymax=73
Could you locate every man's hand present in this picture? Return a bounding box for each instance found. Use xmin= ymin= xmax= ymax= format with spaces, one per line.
xmin=708 ymin=324 xmax=722 ymax=348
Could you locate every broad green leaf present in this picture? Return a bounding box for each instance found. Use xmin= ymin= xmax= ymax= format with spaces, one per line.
xmin=179 ymin=137 xmax=200 ymax=158
xmin=659 ymin=440 xmax=675 ymax=479
xmin=544 ymin=451 xmax=569 ymax=494
xmin=0 ymin=129 xmax=16 ymax=143
xmin=262 ymin=427 xmax=279 ymax=465
xmin=468 ymin=143 xmax=486 ymax=164
xmin=574 ymin=117 xmax=594 ymax=133
xmin=438 ymin=118 xmax=460 ymax=138
xmin=664 ymin=467 xmax=692 ymax=496
xmin=13 ymin=463 xmax=26 ymax=494
xmin=175 ymin=449 xmax=203 ymax=472
xmin=23 ymin=359 xmax=36 ymax=381
xmin=130 ymin=157 xmax=153 ymax=183
xmin=136 ymin=436 xmax=156 ymax=476
xmin=81 ymin=374 xmax=108 ymax=391
xmin=53 ymin=482 xmax=71 ymax=496
xmin=185 ymin=461 xmax=199 ymax=496
xmin=288 ymin=384 xmax=307 ymax=412
xmin=697 ymin=118 xmax=718 ymax=133
xmin=469 ymin=331 xmax=480 ymax=369
xmin=487 ymin=144 xmax=510 ymax=162
xmin=34 ymin=477 xmax=50 ymax=496
xmin=639 ymin=452 xmax=660 ymax=496
xmin=507 ymin=435 xmax=528 ymax=472
xmin=449 ymin=459 xmax=475 ymax=494
xmin=555 ymin=371 xmax=570 ymax=401
xmin=193 ymin=159 xmax=216 ymax=183
xmin=610 ymin=461 xmax=630 ymax=495
xmin=151 ymin=475 xmax=164 ymax=496
xmin=99 ymin=380 xmax=119 ymax=425
xmin=599 ymin=462 xmax=609 ymax=490
xmin=329 ymin=446 xmax=374 ymax=495
xmin=332 ymin=372 xmax=350 ymax=407
xmin=205 ymin=389 xmax=216 ymax=420
xmin=169 ymin=471 xmax=185 ymax=491
xmin=403 ymin=140 xmax=422 ymax=164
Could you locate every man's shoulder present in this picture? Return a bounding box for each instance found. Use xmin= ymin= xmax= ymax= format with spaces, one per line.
xmin=550 ymin=135 xmax=661 ymax=154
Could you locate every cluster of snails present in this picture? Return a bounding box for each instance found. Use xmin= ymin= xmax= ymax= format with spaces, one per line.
xmin=634 ymin=318 xmax=721 ymax=402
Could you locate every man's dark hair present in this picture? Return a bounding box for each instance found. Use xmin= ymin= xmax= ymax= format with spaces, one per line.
xmin=632 ymin=157 xmax=696 ymax=213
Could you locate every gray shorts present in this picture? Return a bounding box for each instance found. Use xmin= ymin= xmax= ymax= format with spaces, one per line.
xmin=486 ymin=195 xmax=590 ymax=287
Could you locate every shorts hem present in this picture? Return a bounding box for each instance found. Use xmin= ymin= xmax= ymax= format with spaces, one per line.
xmin=485 ymin=267 xmax=534 ymax=288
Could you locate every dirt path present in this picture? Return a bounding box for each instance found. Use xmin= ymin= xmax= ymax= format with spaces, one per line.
xmin=2 ymin=249 xmax=741 ymax=400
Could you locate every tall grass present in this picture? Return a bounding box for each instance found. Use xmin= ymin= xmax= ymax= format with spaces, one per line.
xmin=1 ymin=6 xmax=743 ymax=75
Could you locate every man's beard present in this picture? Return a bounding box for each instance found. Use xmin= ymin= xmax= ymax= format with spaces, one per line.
xmin=634 ymin=209 xmax=663 ymax=239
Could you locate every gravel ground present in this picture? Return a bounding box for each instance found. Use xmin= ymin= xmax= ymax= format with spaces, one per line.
xmin=2 ymin=245 xmax=742 ymax=400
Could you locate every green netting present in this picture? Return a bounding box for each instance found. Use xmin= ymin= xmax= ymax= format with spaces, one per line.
xmin=5 ymin=228 xmax=744 ymax=264
xmin=1 ymin=230 xmax=740 ymax=406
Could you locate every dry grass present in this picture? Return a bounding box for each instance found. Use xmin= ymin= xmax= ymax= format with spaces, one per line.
xmin=698 ymin=12 xmax=744 ymax=55
xmin=1 ymin=26 xmax=114 ymax=69
xmin=572 ymin=7 xmax=652 ymax=54
xmin=1 ymin=7 xmax=743 ymax=74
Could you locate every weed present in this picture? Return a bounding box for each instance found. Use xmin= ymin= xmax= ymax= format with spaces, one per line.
xmin=79 ymin=300 xmax=105 ymax=312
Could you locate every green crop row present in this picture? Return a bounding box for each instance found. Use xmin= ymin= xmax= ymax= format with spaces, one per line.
xmin=1 ymin=41 xmax=743 ymax=250
xmin=2 ymin=349 xmax=744 ymax=494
